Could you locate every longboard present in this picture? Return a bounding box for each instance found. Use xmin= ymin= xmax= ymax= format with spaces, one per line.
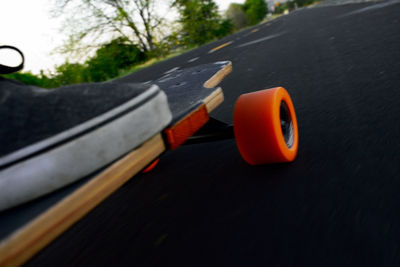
xmin=0 ymin=59 xmax=300 ymax=266
xmin=0 ymin=61 xmax=232 ymax=267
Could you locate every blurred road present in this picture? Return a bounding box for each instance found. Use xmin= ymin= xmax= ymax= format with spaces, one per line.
xmin=29 ymin=0 xmax=400 ymax=266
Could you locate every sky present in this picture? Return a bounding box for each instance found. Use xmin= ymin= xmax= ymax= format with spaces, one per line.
xmin=1 ymin=0 xmax=245 ymax=75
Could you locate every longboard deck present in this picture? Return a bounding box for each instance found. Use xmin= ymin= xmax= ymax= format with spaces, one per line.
xmin=0 ymin=61 xmax=232 ymax=267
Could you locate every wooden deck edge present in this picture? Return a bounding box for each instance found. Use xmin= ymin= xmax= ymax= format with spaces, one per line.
xmin=203 ymin=61 xmax=232 ymax=89
xmin=204 ymin=87 xmax=224 ymax=113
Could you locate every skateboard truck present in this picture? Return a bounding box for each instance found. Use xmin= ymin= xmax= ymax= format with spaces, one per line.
xmin=186 ymin=117 xmax=234 ymax=145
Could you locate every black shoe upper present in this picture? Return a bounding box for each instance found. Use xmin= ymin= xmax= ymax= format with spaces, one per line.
xmin=0 ymin=77 xmax=153 ymax=159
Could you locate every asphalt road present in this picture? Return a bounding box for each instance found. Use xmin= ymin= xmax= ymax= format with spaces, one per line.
xmin=29 ymin=1 xmax=400 ymax=266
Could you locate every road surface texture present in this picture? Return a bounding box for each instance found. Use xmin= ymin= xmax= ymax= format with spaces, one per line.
xmin=28 ymin=0 xmax=400 ymax=266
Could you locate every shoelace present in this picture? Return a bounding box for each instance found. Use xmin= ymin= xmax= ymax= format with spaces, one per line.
xmin=0 ymin=45 xmax=24 ymax=74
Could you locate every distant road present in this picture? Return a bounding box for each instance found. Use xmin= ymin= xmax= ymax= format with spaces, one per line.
xmin=316 ymin=0 xmax=400 ymax=6
xmin=30 ymin=1 xmax=400 ymax=266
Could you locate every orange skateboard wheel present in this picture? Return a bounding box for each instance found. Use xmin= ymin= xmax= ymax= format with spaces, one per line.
xmin=233 ymin=87 xmax=299 ymax=165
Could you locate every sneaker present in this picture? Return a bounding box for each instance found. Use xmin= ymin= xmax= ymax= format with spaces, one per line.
xmin=0 ymin=77 xmax=172 ymax=211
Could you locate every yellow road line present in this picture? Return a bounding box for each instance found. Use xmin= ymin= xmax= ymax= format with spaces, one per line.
xmin=208 ymin=41 xmax=233 ymax=54
xmin=251 ymin=28 xmax=259 ymax=33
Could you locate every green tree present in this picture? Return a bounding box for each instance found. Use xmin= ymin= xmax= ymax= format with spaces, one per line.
xmin=172 ymin=0 xmax=232 ymax=47
xmin=216 ymin=19 xmax=233 ymax=38
xmin=243 ymin=0 xmax=267 ymax=25
xmin=226 ymin=3 xmax=247 ymax=30
xmin=86 ymin=38 xmax=146 ymax=82
xmin=53 ymin=62 xmax=88 ymax=86
xmin=53 ymin=0 xmax=166 ymax=58
xmin=4 ymin=37 xmax=148 ymax=88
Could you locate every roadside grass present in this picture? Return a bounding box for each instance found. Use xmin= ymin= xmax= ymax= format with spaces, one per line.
xmin=118 ymin=51 xmax=181 ymax=78
xmin=116 ymin=48 xmax=196 ymax=80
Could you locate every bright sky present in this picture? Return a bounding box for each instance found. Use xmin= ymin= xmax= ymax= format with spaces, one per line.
xmin=1 ymin=0 xmax=245 ymax=75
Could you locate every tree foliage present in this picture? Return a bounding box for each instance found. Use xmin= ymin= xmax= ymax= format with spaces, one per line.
xmin=86 ymin=37 xmax=146 ymax=82
xmin=226 ymin=3 xmax=247 ymax=30
xmin=53 ymin=0 xmax=166 ymax=57
xmin=172 ymin=0 xmax=232 ymax=46
xmin=53 ymin=62 xmax=88 ymax=86
xmin=3 ymin=38 xmax=147 ymax=88
xmin=243 ymin=0 xmax=267 ymax=25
